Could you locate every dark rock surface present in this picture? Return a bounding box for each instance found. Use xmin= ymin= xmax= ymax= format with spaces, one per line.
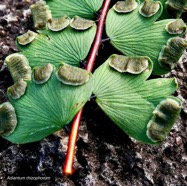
xmin=0 ymin=0 xmax=187 ymax=185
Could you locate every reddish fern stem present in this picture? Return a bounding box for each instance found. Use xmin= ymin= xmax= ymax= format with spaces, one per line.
xmin=86 ymin=0 xmax=111 ymax=72
xmin=63 ymin=110 xmax=83 ymax=175
xmin=63 ymin=0 xmax=111 ymax=176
